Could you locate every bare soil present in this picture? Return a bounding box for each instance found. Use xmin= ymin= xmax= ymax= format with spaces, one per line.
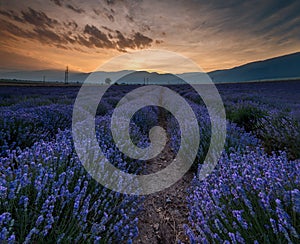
xmin=134 ymin=152 xmax=194 ymax=244
xmin=134 ymin=108 xmax=194 ymax=244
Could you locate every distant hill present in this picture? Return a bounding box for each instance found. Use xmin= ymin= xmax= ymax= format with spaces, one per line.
xmin=0 ymin=69 xmax=185 ymax=84
xmin=1 ymin=52 xmax=299 ymax=84
xmin=0 ymin=69 xmax=87 ymax=83
xmin=208 ymin=52 xmax=300 ymax=83
xmin=115 ymin=71 xmax=185 ymax=84
xmin=0 ymin=70 xmax=130 ymax=83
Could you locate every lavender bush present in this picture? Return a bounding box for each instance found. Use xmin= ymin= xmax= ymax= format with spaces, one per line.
xmin=0 ymin=129 xmax=141 ymax=243
xmin=225 ymin=100 xmax=300 ymax=159
xmin=0 ymin=104 xmax=72 ymax=156
xmin=185 ymin=149 xmax=300 ymax=243
xmin=182 ymin=87 xmax=299 ymax=243
xmin=0 ymin=87 xmax=148 ymax=243
xmin=1 ymin=84 xmax=299 ymax=243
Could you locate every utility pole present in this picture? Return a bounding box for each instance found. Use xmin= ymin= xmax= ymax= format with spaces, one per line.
xmin=64 ymin=66 xmax=69 ymax=84
xmin=144 ymin=77 xmax=149 ymax=85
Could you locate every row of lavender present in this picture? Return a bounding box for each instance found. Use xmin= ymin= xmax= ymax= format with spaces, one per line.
xmin=1 ymin=85 xmax=299 ymax=242
xmin=0 ymin=84 xmax=236 ymax=242
xmin=0 ymin=86 xmax=78 ymax=157
xmin=183 ymin=91 xmax=300 ymax=243
xmin=0 ymin=129 xmax=141 ymax=243
xmin=0 ymin=86 xmax=146 ymax=243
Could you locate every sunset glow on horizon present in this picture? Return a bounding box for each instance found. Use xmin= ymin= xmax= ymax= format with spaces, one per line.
xmin=0 ymin=0 xmax=300 ymax=73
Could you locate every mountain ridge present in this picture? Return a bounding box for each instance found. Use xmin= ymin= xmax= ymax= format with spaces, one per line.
xmin=208 ymin=52 xmax=300 ymax=83
xmin=1 ymin=52 xmax=299 ymax=83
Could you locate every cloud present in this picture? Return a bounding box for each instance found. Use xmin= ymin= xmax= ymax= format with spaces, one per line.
xmin=83 ymin=25 xmax=153 ymax=51
xmin=191 ymin=0 xmax=300 ymax=40
xmin=102 ymin=26 xmax=114 ymax=32
xmin=106 ymin=0 xmax=115 ymax=5
xmin=63 ymin=20 xmax=78 ymax=30
xmin=0 ymin=10 xmax=23 ymax=22
xmin=21 ymin=8 xmax=59 ymax=28
xmin=0 ymin=4 xmax=156 ymax=52
xmin=92 ymin=7 xmax=116 ymax=23
xmin=0 ymin=19 xmax=68 ymax=48
xmin=0 ymin=8 xmax=59 ymax=28
xmin=83 ymin=24 xmax=115 ymax=48
xmin=132 ymin=32 xmax=153 ymax=48
xmin=75 ymin=34 xmax=93 ymax=48
xmin=93 ymin=9 xmax=101 ymax=16
xmin=106 ymin=13 xmax=114 ymax=22
xmin=0 ymin=6 xmax=155 ymax=52
xmin=0 ymin=20 xmax=31 ymax=40
xmin=0 ymin=0 xmax=299 ymax=72
xmin=126 ymin=14 xmax=134 ymax=22
xmin=50 ymin=0 xmax=63 ymax=7
xmin=114 ymin=30 xmax=153 ymax=51
xmin=66 ymin=4 xmax=85 ymax=14
xmin=0 ymin=49 xmax=57 ymax=71
xmin=50 ymin=0 xmax=85 ymax=14
xmin=32 ymin=27 xmax=66 ymax=45
xmin=115 ymin=30 xmax=135 ymax=50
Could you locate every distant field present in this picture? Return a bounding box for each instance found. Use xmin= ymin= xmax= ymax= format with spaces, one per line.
xmin=217 ymin=80 xmax=300 ymax=120
xmin=1 ymin=79 xmax=299 ymax=118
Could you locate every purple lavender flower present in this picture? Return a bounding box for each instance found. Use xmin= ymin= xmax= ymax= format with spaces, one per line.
xmin=291 ymin=189 xmax=300 ymax=213
xmin=232 ymin=210 xmax=248 ymax=229
xmin=0 ymin=185 xmax=7 ymax=199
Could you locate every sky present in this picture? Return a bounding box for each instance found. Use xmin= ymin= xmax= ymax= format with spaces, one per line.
xmin=0 ymin=0 xmax=299 ymax=73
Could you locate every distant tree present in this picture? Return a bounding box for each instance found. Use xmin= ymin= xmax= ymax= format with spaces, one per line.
xmin=105 ymin=78 xmax=112 ymax=85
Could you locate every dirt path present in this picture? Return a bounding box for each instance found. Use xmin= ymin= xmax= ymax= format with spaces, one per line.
xmin=134 ymin=106 xmax=194 ymax=244
xmin=134 ymin=160 xmax=193 ymax=243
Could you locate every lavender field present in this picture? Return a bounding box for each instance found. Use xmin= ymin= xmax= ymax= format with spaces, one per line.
xmin=0 ymin=81 xmax=299 ymax=243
